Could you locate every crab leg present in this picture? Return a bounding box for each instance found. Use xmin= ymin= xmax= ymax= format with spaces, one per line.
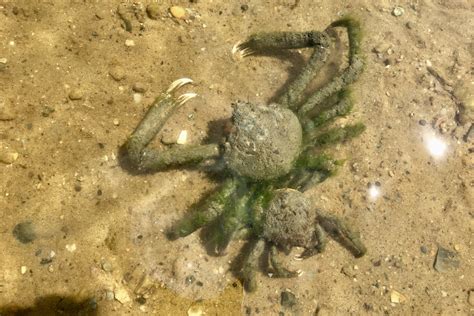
xmin=297 ymin=17 xmax=364 ymax=117
xmin=317 ymin=212 xmax=367 ymax=258
xmin=299 ymin=224 xmax=327 ymax=258
xmin=269 ymin=245 xmax=301 ymax=278
xmin=308 ymin=122 xmax=365 ymax=147
xmin=166 ymin=178 xmax=237 ymax=240
xmin=125 ymin=78 xmax=220 ymax=172
xmin=234 ymin=31 xmax=331 ymax=109
xmin=241 ymin=239 xmax=265 ymax=292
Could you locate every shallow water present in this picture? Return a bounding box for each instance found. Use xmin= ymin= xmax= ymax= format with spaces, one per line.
xmin=0 ymin=1 xmax=473 ymax=315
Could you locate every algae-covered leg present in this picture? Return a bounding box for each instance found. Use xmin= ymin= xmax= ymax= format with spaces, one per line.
xmin=269 ymin=245 xmax=300 ymax=278
xmin=233 ymin=31 xmax=331 ymax=109
xmin=241 ymin=239 xmax=265 ymax=292
xmin=124 ymin=78 xmax=220 ymax=172
xmin=166 ymin=178 xmax=237 ymax=240
xmin=297 ymin=17 xmax=364 ymax=117
xmin=308 ymin=122 xmax=366 ymax=147
xmin=210 ymin=185 xmax=256 ymax=255
xmin=317 ymin=212 xmax=366 ymax=258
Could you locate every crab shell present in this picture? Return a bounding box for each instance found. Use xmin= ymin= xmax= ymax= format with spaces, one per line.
xmin=223 ymin=101 xmax=303 ymax=180
xmin=263 ymin=188 xmax=317 ymax=250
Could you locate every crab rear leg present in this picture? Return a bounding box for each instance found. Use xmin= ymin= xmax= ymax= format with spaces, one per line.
xmin=241 ymin=239 xmax=265 ymax=292
xmin=125 ymin=78 xmax=220 ymax=172
xmin=317 ymin=212 xmax=367 ymax=258
xmin=234 ymin=31 xmax=331 ymax=109
xmin=297 ymin=17 xmax=364 ymax=117
xmin=166 ymin=178 xmax=237 ymax=240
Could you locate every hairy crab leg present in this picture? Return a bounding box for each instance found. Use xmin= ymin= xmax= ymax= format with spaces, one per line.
xmin=233 ymin=31 xmax=331 ymax=109
xmin=241 ymin=239 xmax=265 ymax=292
xmin=297 ymin=17 xmax=364 ymax=118
xmin=211 ymin=184 xmax=256 ymax=255
xmin=125 ymin=78 xmax=220 ymax=172
xmin=268 ymin=245 xmax=301 ymax=278
xmin=299 ymin=224 xmax=327 ymax=258
xmin=307 ymin=122 xmax=366 ymax=147
xmin=317 ymin=212 xmax=367 ymax=258
xmin=166 ymin=178 xmax=237 ymax=240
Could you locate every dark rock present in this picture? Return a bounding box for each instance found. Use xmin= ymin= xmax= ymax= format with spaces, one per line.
xmin=280 ymin=290 xmax=297 ymax=308
xmin=13 ymin=221 xmax=36 ymax=244
xmin=434 ymin=246 xmax=460 ymax=272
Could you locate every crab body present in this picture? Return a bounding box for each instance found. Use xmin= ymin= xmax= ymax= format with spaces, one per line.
xmin=122 ymin=17 xmax=367 ymax=291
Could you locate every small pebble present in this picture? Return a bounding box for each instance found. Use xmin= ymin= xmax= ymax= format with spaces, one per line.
xmin=132 ymin=82 xmax=147 ymax=93
xmin=468 ymin=290 xmax=474 ymax=306
xmin=441 ymin=290 xmax=448 ymax=297
xmin=125 ymin=39 xmax=135 ymax=47
xmin=48 ymin=265 xmax=54 ymax=273
xmin=20 ymin=266 xmax=28 ymax=274
xmin=114 ymin=288 xmax=131 ymax=304
xmin=177 ymin=130 xmax=188 ymax=144
xmin=68 ymin=89 xmax=84 ymax=100
xmin=113 ymin=118 xmax=120 ymax=126
xmin=12 ymin=221 xmax=36 ymax=244
xmin=420 ymin=245 xmax=428 ymax=254
xmin=65 ymin=243 xmax=77 ymax=252
xmin=0 ymin=147 xmax=19 ymax=164
xmin=419 ymin=119 xmax=427 ymax=126
xmin=170 ymin=6 xmax=186 ymax=19
xmin=392 ymin=6 xmax=404 ymax=17
xmin=241 ymin=4 xmax=249 ymax=12
xmin=146 ymin=3 xmax=161 ymax=20
xmin=390 ymin=290 xmax=406 ymax=303
xmin=281 ymin=290 xmax=297 ymax=308
xmin=105 ymin=290 xmax=115 ymax=301
xmin=109 ymin=65 xmax=126 ymax=81
xmin=102 ymin=261 xmax=113 ymax=272
xmin=0 ymin=58 xmax=7 ymax=64
xmin=187 ymin=304 xmax=205 ymax=316
xmin=434 ymin=246 xmax=460 ymax=272
xmin=133 ymin=93 xmax=142 ymax=104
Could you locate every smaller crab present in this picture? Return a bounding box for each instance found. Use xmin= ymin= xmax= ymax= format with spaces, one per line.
xmin=242 ymin=188 xmax=366 ymax=291
xmin=122 ymin=17 xmax=366 ymax=291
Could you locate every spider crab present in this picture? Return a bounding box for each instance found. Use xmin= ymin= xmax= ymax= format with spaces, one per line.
xmin=123 ymin=17 xmax=366 ymax=291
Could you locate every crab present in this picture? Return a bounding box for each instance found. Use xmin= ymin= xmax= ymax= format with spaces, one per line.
xmin=123 ymin=17 xmax=366 ymax=292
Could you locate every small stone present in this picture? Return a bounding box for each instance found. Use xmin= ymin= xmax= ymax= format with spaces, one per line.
xmin=241 ymin=4 xmax=249 ymax=12
xmin=20 ymin=266 xmax=28 ymax=274
xmin=132 ymin=82 xmax=147 ymax=93
xmin=187 ymin=304 xmax=205 ymax=316
xmin=0 ymin=107 xmax=16 ymax=121
xmin=68 ymin=89 xmax=83 ymax=100
xmin=392 ymin=6 xmax=404 ymax=17
xmin=434 ymin=246 xmax=460 ymax=272
xmin=0 ymin=58 xmax=7 ymax=64
xmin=0 ymin=147 xmax=19 ymax=164
xmin=280 ymin=290 xmax=297 ymax=308
xmin=133 ymin=93 xmax=142 ymax=104
xmin=113 ymin=118 xmax=120 ymax=126
xmin=468 ymin=290 xmax=474 ymax=306
xmin=419 ymin=119 xmax=427 ymax=126
xmin=65 ymin=243 xmax=77 ymax=252
xmin=125 ymin=39 xmax=135 ymax=47
xmin=441 ymin=290 xmax=448 ymax=297
xmin=109 ymin=65 xmax=126 ymax=81
xmin=146 ymin=3 xmax=161 ymax=20
xmin=406 ymin=21 xmax=414 ymax=29
xmin=341 ymin=264 xmax=356 ymax=278
xmin=12 ymin=221 xmax=36 ymax=244
xmin=390 ymin=290 xmax=406 ymax=303
xmin=105 ymin=290 xmax=115 ymax=301
xmin=48 ymin=265 xmax=54 ymax=273
xmin=114 ymin=288 xmax=131 ymax=304
xmin=102 ymin=261 xmax=113 ymax=272
xmin=420 ymin=245 xmax=428 ymax=254
xmin=177 ymin=130 xmax=188 ymax=144
xmin=170 ymin=6 xmax=186 ymax=19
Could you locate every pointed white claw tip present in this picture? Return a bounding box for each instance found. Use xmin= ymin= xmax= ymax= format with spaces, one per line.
xmin=231 ymin=41 xmax=254 ymax=61
xmin=177 ymin=92 xmax=198 ymax=105
xmin=267 ymin=272 xmax=274 ymax=278
xmin=294 ymin=255 xmax=304 ymax=261
xmin=297 ymin=269 xmax=304 ymax=277
xmin=167 ymin=77 xmax=194 ymax=93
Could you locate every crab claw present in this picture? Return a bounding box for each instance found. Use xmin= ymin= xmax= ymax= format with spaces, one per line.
xmin=166 ymin=77 xmax=194 ymax=93
xmin=231 ymin=40 xmax=255 ymax=60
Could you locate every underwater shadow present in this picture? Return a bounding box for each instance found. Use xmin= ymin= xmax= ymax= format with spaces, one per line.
xmin=0 ymin=295 xmax=97 ymax=316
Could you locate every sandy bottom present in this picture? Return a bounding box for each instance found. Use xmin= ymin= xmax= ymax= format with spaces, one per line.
xmin=0 ymin=1 xmax=472 ymax=315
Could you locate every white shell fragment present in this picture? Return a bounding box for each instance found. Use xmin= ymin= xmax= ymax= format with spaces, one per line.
xmin=177 ymin=130 xmax=188 ymax=144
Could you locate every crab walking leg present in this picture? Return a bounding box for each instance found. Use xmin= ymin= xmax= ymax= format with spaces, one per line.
xmin=234 ymin=31 xmax=331 ymax=108
xmin=308 ymin=122 xmax=366 ymax=147
xmin=302 ymin=89 xmax=353 ymax=132
xmin=166 ymin=179 xmax=237 ymax=240
xmin=212 ymin=186 xmax=256 ymax=255
xmin=241 ymin=239 xmax=265 ymax=292
xmin=125 ymin=78 xmax=220 ymax=171
xmin=317 ymin=212 xmax=367 ymax=258
xmin=269 ymin=245 xmax=300 ymax=278
xmin=297 ymin=17 xmax=364 ymax=117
